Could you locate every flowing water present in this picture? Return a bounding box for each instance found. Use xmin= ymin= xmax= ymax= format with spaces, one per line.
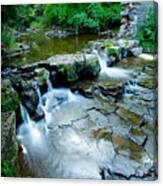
xmin=94 ymin=49 xmax=132 ymax=79
xmin=16 ymin=48 xmax=157 ymax=179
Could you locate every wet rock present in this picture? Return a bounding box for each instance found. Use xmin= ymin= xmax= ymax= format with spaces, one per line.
xmin=88 ymin=41 xmax=104 ymax=50
xmin=91 ymin=128 xmax=113 ymax=141
xmin=106 ymin=46 xmax=121 ymax=65
xmin=45 ymin=29 xmax=74 ymax=39
xmin=88 ymin=110 xmax=112 ymax=130
xmin=1 ymin=112 xmax=18 ymax=161
xmin=129 ymin=128 xmax=147 ymax=146
xmin=107 ymin=113 xmax=130 ymax=138
xmin=116 ymin=39 xmax=142 ymax=57
xmin=47 ymin=53 xmax=100 ymax=82
xmin=116 ymin=107 xmax=144 ymax=127
xmin=9 ymin=74 xmax=40 ymax=119
xmin=137 ymin=77 xmax=157 ymax=89
xmin=97 ymin=81 xmax=123 ymax=99
xmin=34 ymin=68 xmax=48 ymax=93
xmin=144 ymin=135 xmax=157 ymax=160
xmin=130 ymin=47 xmax=143 ymax=57
xmin=110 ymin=154 xmax=140 ymax=179
xmin=94 ymin=96 xmax=117 ymax=115
xmin=20 ymin=86 xmax=39 ymax=119
xmin=2 ymin=43 xmax=30 ymax=59
xmin=78 ymin=54 xmax=101 ymax=78
xmin=112 ymin=134 xmax=146 ymax=160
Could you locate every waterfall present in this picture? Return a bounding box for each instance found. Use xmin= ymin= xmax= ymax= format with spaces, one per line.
xmin=93 ymin=49 xmax=107 ymax=70
xmin=35 ymin=84 xmax=42 ymax=106
xmin=124 ymin=80 xmax=148 ymax=97
xmin=18 ymin=105 xmax=42 ymax=146
xmin=93 ymin=49 xmax=131 ymax=79
xmin=20 ymin=104 xmax=31 ymax=125
xmin=46 ymin=70 xmax=53 ymax=92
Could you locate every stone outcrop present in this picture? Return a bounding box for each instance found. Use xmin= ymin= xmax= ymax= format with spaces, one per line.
xmin=118 ymin=2 xmax=152 ymax=39
xmin=1 ymin=112 xmax=18 ymax=163
xmin=2 ymin=53 xmax=100 ymax=120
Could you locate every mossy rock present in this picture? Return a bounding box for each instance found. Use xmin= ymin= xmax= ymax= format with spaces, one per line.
xmin=104 ymin=40 xmax=113 ymax=48
xmin=83 ymin=58 xmax=101 ymax=78
xmin=112 ymin=134 xmax=146 ymax=161
xmin=143 ymin=68 xmax=156 ymax=76
xmin=138 ymin=77 xmax=157 ymax=89
xmin=1 ymin=79 xmax=20 ymax=112
xmin=58 ymin=63 xmax=78 ymax=82
xmin=91 ymin=128 xmax=112 ymax=141
xmin=34 ymin=68 xmax=47 ymax=85
xmin=107 ymin=47 xmax=120 ymax=57
xmin=116 ymin=107 xmax=144 ymax=127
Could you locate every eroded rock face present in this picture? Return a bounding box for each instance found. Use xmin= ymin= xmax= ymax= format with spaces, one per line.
xmin=118 ymin=2 xmax=152 ymax=39
xmin=1 ymin=112 xmax=18 ymax=162
xmin=1 ymin=41 xmax=157 ymax=180
xmin=2 ymin=53 xmax=100 ymax=119
xmin=14 ymin=56 xmax=157 ymax=180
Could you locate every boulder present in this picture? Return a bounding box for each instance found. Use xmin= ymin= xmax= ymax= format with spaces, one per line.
xmin=106 ymin=46 xmax=121 ymax=65
xmin=130 ymin=47 xmax=143 ymax=57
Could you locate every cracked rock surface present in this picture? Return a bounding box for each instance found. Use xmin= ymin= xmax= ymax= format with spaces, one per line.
xmin=16 ymin=57 xmax=157 ymax=180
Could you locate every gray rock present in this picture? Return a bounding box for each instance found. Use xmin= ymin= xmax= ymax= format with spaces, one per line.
xmin=111 ymin=154 xmax=140 ymax=178
xmin=129 ymin=128 xmax=147 ymax=146
xmin=1 ymin=112 xmax=18 ymax=161
xmin=130 ymin=47 xmax=143 ymax=56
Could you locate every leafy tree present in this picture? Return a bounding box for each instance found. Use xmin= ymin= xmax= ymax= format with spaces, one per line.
xmin=136 ymin=8 xmax=157 ymax=53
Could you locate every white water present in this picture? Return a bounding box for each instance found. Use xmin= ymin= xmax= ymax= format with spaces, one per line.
xmin=16 ymin=70 xmax=118 ymax=178
xmin=16 ymin=60 xmax=152 ymax=178
xmin=46 ymin=70 xmax=53 ymax=92
xmin=138 ymin=53 xmax=155 ymax=61
xmin=93 ymin=49 xmax=131 ymax=79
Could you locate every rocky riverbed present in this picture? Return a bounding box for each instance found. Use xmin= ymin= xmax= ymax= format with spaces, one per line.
xmin=1 ymin=48 xmax=157 ymax=179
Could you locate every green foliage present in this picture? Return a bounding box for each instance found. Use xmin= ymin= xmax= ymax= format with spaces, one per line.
xmin=1 ymin=3 xmax=122 ymax=34
xmin=1 ymin=92 xmax=20 ymax=112
xmin=2 ymin=34 xmax=17 ymax=48
xmin=1 ymin=160 xmax=17 ymax=177
xmin=107 ymin=46 xmax=120 ymax=57
xmin=136 ymin=9 xmax=157 ymax=53
xmin=104 ymin=40 xmax=113 ymax=48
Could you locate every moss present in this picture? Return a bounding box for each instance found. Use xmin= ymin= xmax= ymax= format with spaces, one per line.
xmin=130 ymin=128 xmax=145 ymax=137
xmin=107 ymin=46 xmax=120 ymax=57
xmin=34 ymin=68 xmax=47 ymax=85
xmin=1 ymin=91 xmax=20 ymax=112
xmin=138 ymin=77 xmax=157 ymax=89
xmin=91 ymin=128 xmax=112 ymax=141
xmin=116 ymin=107 xmax=144 ymax=127
xmin=104 ymin=40 xmax=113 ymax=48
xmin=58 ymin=64 xmax=78 ymax=82
xmin=143 ymin=68 xmax=156 ymax=76
xmin=112 ymin=135 xmax=145 ymax=161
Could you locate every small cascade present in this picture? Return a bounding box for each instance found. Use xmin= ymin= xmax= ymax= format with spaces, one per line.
xmin=93 ymin=49 xmax=131 ymax=79
xmin=46 ymin=70 xmax=53 ymax=92
xmin=93 ymin=49 xmax=107 ymax=70
xmin=68 ymin=89 xmax=77 ymax=102
xmin=20 ymin=104 xmax=32 ymax=125
xmin=124 ymin=80 xmax=147 ymax=96
xmin=17 ymin=105 xmax=42 ymax=146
